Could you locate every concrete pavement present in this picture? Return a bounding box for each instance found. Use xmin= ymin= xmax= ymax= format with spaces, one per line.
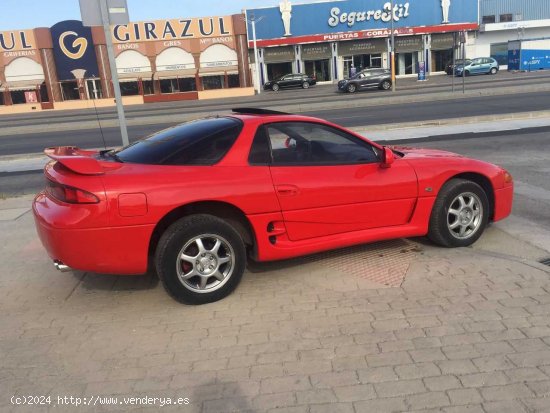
xmin=1 ymin=194 xmax=550 ymax=413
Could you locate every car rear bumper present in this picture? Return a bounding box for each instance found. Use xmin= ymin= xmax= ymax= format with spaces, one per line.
xmin=493 ymin=184 xmax=514 ymax=222
xmin=33 ymin=192 xmax=154 ymax=275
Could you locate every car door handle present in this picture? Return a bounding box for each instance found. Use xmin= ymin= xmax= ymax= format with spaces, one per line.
xmin=276 ymin=185 xmax=299 ymax=196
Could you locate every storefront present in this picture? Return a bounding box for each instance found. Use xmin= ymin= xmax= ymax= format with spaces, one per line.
xmin=0 ymin=29 xmax=50 ymax=108
xmin=338 ymin=39 xmax=386 ymax=78
xmin=301 ymin=43 xmax=332 ymax=81
xmin=245 ymin=0 xmax=479 ymax=86
xmin=430 ymin=33 xmax=455 ymax=72
xmin=111 ymin=15 xmax=252 ymax=102
xmin=263 ymin=46 xmax=295 ymax=81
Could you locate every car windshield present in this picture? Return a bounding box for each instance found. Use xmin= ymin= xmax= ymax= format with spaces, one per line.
xmin=114 ymin=117 xmax=243 ymax=165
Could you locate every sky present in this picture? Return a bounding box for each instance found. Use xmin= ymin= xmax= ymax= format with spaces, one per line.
xmin=0 ymin=0 xmax=316 ymax=31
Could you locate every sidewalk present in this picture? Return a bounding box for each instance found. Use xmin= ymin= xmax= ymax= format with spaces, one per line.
xmin=1 ymin=195 xmax=550 ymax=413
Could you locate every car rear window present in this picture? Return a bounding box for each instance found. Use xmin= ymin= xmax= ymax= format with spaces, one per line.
xmin=115 ymin=117 xmax=243 ymax=165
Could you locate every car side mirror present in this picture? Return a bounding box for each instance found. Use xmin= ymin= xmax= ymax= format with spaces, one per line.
xmin=381 ymin=147 xmax=394 ymax=168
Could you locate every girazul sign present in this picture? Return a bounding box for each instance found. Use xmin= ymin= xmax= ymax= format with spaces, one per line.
xmin=0 ymin=30 xmax=37 ymax=57
xmin=50 ymin=20 xmax=99 ymax=81
xmin=112 ymin=16 xmax=234 ymax=43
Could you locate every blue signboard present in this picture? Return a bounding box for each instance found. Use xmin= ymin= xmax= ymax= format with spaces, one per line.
xmin=247 ymin=0 xmax=479 ymax=41
xmin=51 ymin=20 xmax=99 ymax=81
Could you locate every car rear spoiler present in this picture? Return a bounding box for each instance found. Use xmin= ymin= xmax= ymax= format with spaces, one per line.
xmin=44 ymin=147 xmax=104 ymax=175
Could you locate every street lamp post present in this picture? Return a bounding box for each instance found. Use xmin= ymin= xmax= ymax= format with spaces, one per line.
xmin=390 ymin=0 xmax=396 ymax=92
xmin=242 ymin=13 xmax=264 ymax=95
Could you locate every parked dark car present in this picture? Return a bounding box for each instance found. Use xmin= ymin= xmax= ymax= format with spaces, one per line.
xmin=445 ymin=59 xmax=472 ymax=75
xmin=338 ymin=68 xmax=392 ymax=93
xmin=263 ymin=73 xmax=316 ymax=91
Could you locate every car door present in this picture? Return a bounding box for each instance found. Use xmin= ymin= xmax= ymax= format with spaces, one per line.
xmin=261 ymin=121 xmax=418 ymax=241
xmin=470 ymin=58 xmax=483 ymax=74
xmin=278 ymin=75 xmax=291 ymax=88
xmin=482 ymin=58 xmax=492 ymax=73
xmin=358 ymin=72 xmax=371 ymax=88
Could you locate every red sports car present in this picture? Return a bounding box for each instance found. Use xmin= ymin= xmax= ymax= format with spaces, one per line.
xmin=33 ymin=108 xmax=514 ymax=304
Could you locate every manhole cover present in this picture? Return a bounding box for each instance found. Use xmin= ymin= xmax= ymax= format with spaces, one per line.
xmin=300 ymin=239 xmax=421 ymax=287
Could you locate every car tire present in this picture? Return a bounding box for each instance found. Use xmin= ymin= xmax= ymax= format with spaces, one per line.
xmin=490 ymin=67 xmax=498 ymax=75
xmin=155 ymin=214 xmax=246 ymax=305
xmin=347 ymin=83 xmax=357 ymax=93
xmin=379 ymin=80 xmax=392 ymax=90
xmin=465 ymin=70 xmax=470 ymax=77
xmin=271 ymin=83 xmax=280 ymax=92
xmin=428 ymin=179 xmax=489 ymax=248
xmin=302 ymin=81 xmax=310 ymax=89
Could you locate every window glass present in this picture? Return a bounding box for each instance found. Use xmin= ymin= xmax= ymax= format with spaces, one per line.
xmin=500 ymin=14 xmax=513 ymax=22
xmin=266 ymin=122 xmax=379 ymax=165
xmin=202 ymin=75 xmax=224 ymax=90
xmin=115 ymin=117 xmax=243 ymax=165
xmin=120 ymin=81 xmax=139 ymax=96
xmin=489 ymin=43 xmax=507 ymax=66
xmin=248 ymin=126 xmax=271 ymax=165
xmin=228 ymin=74 xmax=240 ymax=88
xmin=482 ymin=15 xmax=496 ymax=24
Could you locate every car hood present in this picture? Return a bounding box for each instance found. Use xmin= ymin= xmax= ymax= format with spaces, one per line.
xmin=390 ymin=146 xmax=465 ymax=159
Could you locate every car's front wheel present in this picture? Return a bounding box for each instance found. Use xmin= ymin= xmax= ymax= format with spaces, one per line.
xmin=302 ymin=81 xmax=310 ymax=89
xmin=347 ymin=83 xmax=357 ymax=93
xmin=155 ymin=214 xmax=246 ymax=305
xmin=489 ymin=67 xmax=498 ymax=75
xmin=379 ymin=80 xmax=392 ymax=90
xmin=271 ymin=83 xmax=280 ymax=92
xmin=428 ymin=179 xmax=489 ymax=247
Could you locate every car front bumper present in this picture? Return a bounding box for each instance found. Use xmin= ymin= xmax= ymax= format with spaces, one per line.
xmin=493 ymin=184 xmax=514 ymax=222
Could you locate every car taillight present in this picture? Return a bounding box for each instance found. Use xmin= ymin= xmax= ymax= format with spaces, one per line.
xmin=46 ymin=180 xmax=99 ymax=204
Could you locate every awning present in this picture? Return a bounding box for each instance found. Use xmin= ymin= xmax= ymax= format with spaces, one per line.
xmin=154 ymin=68 xmax=197 ymax=79
xmin=3 ymin=80 xmax=42 ymax=91
xmin=199 ymin=65 xmax=239 ymax=76
xmin=117 ymin=71 xmax=153 ymax=81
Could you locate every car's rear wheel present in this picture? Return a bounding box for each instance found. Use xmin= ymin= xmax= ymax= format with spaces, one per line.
xmin=155 ymin=214 xmax=246 ymax=305
xmin=428 ymin=179 xmax=489 ymax=248
xmin=347 ymin=83 xmax=357 ymax=93
xmin=271 ymin=83 xmax=280 ymax=92
xmin=490 ymin=67 xmax=498 ymax=75
xmin=380 ymin=80 xmax=392 ymax=90
xmin=302 ymin=81 xmax=310 ymax=89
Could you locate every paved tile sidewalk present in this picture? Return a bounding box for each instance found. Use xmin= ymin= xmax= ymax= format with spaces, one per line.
xmin=1 ymin=195 xmax=550 ymax=413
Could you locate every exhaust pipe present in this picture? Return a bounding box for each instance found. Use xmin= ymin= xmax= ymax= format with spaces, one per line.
xmin=54 ymin=260 xmax=72 ymax=272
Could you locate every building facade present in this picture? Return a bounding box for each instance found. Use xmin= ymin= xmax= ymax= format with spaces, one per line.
xmin=245 ymin=0 xmax=479 ymax=87
xmin=0 ymin=14 xmax=253 ymax=113
xmin=475 ymin=0 xmax=550 ymax=69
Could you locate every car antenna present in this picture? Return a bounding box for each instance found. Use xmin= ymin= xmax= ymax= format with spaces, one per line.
xmin=89 ymin=76 xmax=107 ymax=150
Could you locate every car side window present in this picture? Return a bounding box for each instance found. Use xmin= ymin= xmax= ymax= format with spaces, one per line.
xmin=248 ymin=126 xmax=272 ymax=165
xmin=266 ymin=122 xmax=379 ymax=166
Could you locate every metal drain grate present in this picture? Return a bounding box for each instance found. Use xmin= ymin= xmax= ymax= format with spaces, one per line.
xmin=540 ymin=258 xmax=550 ymax=267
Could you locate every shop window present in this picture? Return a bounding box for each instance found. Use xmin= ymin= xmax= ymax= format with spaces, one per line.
xmin=202 ymin=76 xmax=224 ymax=90
xmin=60 ymin=81 xmax=80 ymax=101
xmin=228 ymin=74 xmax=240 ymax=88
xmin=178 ymin=78 xmax=196 ymax=92
xmin=85 ymin=80 xmax=103 ymax=99
xmin=304 ymin=60 xmax=331 ymax=81
xmin=500 ymin=14 xmax=513 ymax=22
xmin=267 ymin=62 xmax=293 ymax=80
xmin=432 ymin=49 xmax=453 ymax=72
xmin=39 ymin=83 xmax=49 ymax=102
xmin=482 ymin=15 xmax=496 ymax=24
xmin=10 ymin=91 xmax=28 ymax=104
xmin=490 ymin=43 xmax=509 ymax=66
xmin=142 ymin=80 xmax=154 ymax=95
xmin=159 ymin=78 xmax=197 ymax=93
xmin=160 ymin=78 xmax=178 ymax=94
xmin=120 ymin=82 xmax=140 ymax=96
